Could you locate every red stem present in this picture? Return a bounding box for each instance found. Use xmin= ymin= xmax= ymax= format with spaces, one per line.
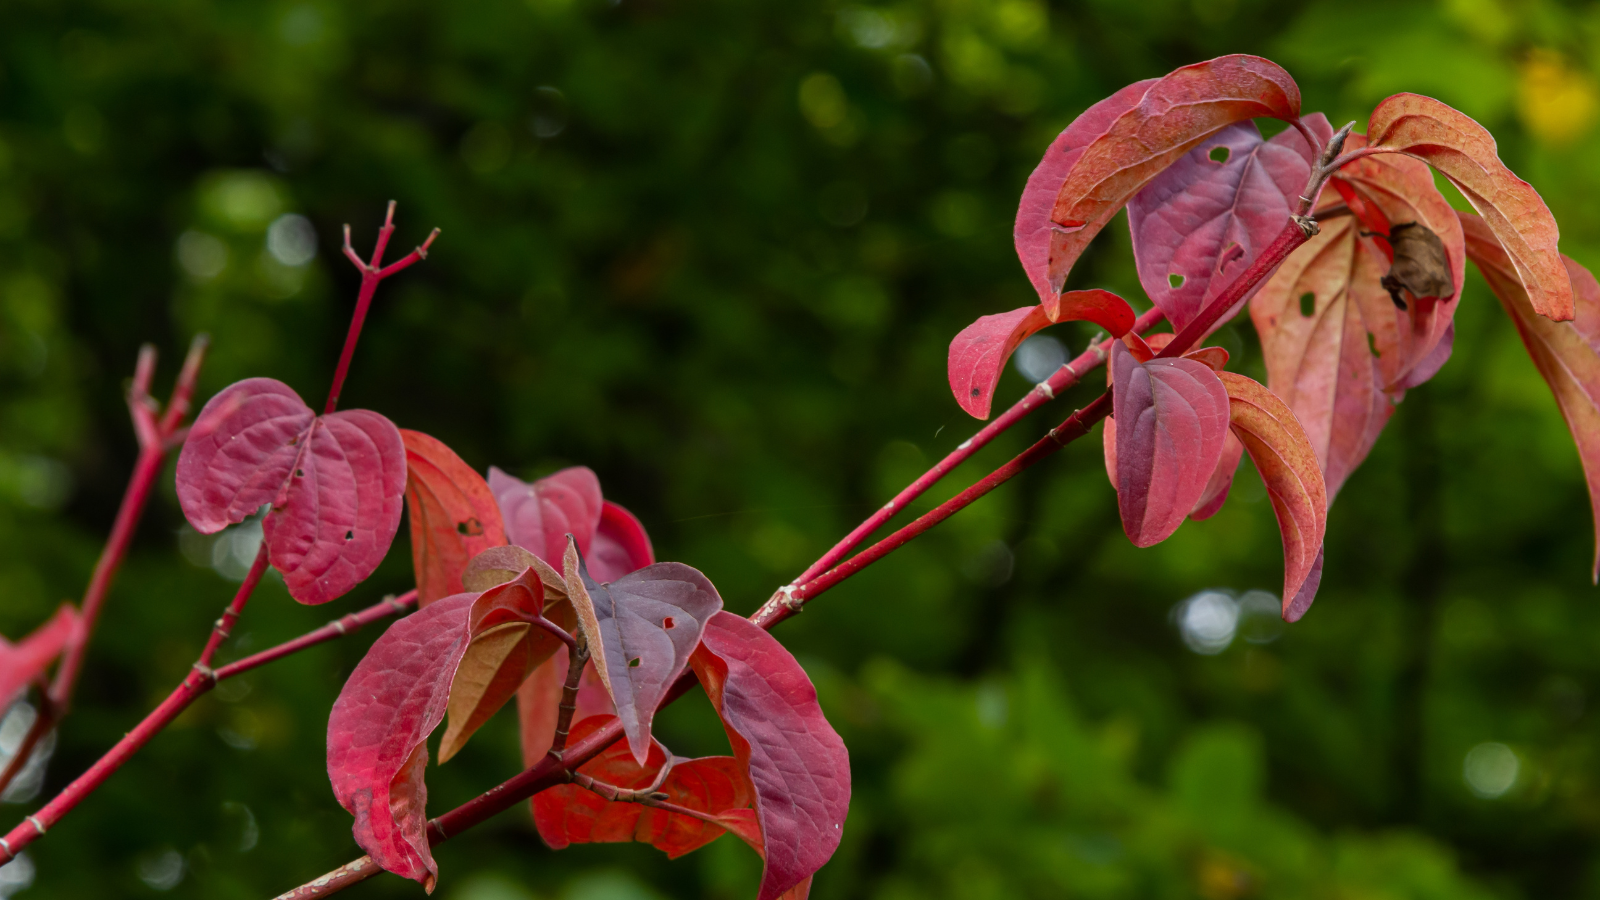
xmin=212 ymin=591 xmax=417 ymax=682
xmin=324 ymin=203 xmax=440 ymax=415
xmin=793 ymin=306 xmax=1167 ymax=586
xmin=198 ymin=545 xmax=271 ymax=670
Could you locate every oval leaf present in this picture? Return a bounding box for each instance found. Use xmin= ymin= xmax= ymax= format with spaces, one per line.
xmin=1190 ymin=431 xmax=1245 ymax=520
xmin=327 ymin=593 xmax=475 ymax=889
xmin=1367 ymin=92 xmax=1571 ymax=320
xmin=564 ymin=541 xmax=724 ymax=765
xmin=1217 ymin=371 xmax=1329 ymax=620
xmin=1111 ymin=340 xmax=1231 ymax=546
xmin=1015 ymin=78 xmax=1157 ymax=303
xmin=690 ymin=611 xmax=851 ymax=900
xmin=1044 ymin=55 xmax=1301 ymax=316
xmin=532 ymin=716 xmax=754 ymax=858
xmin=489 ymin=465 xmax=603 ymax=563
xmin=1461 ymin=211 xmax=1600 ymax=580
xmin=1250 ymin=215 xmax=1399 ymax=499
xmin=401 ymin=430 xmax=508 ymax=606
xmin=178 ymin=378 xmax=406 ymax=605
xmin=1129 ymin=117 xmax=1322 ymax=331
xmin=947 ymin=290 xmax=1135 ymax=419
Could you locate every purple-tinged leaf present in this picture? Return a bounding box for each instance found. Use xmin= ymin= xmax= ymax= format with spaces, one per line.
xmin=947 ymin=290 xmax=1136 ymax=419
xmin=1190 ymin=431 xmax=1245 ymax=520
xmin=690 ymin=611 xmax=851 ymax=900
xmin=1110 ymin=341 xmax=1231 ymax=546
xmin=177 ymin=378 xmax=406 ymax=605
xmin=1043 ymin=55 xmax=1302 ymax=318
xmin=489 ymin=465 xmax=603 ymax=564
xmin=1129 ymin=117 xmax=1325 ymax=332
xmin=564 ymin=540 xmax=723 ymax=765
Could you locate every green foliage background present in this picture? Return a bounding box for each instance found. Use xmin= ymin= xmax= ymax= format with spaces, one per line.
xmin=4 ymin=0 xmax=1600 ymax=896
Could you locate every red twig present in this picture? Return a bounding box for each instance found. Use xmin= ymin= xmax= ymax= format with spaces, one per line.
xmin=793 ymin=306 xmax=1166 ymax=586
xmin=0 ymin=336 xmax=209 ymax=799
xmin=212 ymin=592 xmax=417 ymax=682
xmin=325 ymin=202 xmax=440 ymax=415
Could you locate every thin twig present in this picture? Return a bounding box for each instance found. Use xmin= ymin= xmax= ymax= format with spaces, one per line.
xmin=547 ymin=636 xmax=590 ymax=761
xmin=213 ymin=592 xmax=417 ymax=682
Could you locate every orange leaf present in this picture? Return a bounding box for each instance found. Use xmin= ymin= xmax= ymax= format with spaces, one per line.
xmin=1044 ymin=55 xmax=1301 ymax=317
xmin=400 ymin=430 xmax=507 ymax=607
xmin=531 ymin=716 xmax=755 ymax=858
xmin=1218 ymin=372 xmax=1328 ymax=620
xmin=1461 ymin=211 xmax=1600 ymax=581
xmin=1367 ymin=93 xmax=1572 ymax=321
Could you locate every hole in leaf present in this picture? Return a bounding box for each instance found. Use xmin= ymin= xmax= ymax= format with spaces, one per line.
xmin=1168 ymin=273 xmax=1185 ymax=289
xmin=288 ymin=436 xmax=298 ymax=446
xmin=629 ymin=657 xmax=642 ymax=668
xmin=457 ymin=518 xmax=483 ymax=536
xmin=1208 ymin=146 xmax=1230 ymax=164
xmin=663 ymin=617 xmax=675 ymax=630
xmin=344 ymin=530 xmax=354 ymax=541
xmin=295 ymin=469 xmax=304 ymax=477
xmin=1299 ymin=292 xmax=1315 ymax=317
xmin=1368 ymin=331 xmax=1381 ymax=358
xmin=970 ymin=387 xmax=981 ymax=397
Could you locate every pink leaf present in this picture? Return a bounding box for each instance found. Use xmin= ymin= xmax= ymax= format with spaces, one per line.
xmin=1111 ymin=341 xmax=1231 ymax=546
xmin=1190 ymin=431 xmax=1245 ymax=521
xmin=947 ymin=290 xmax=1135 ymax=420
xmin=1015 ymin=78 xmax=1157 ymax=303
xmin=489 ymin=465 xmax=604 ymax=564
xmin=1128 ymin=117 xmax=1325 ymax=332
xmin=690 ymin=611 xmax=850 ymax=900
xmin=590 ymin=501 xmax=656 ymax=583
xmin=1044 ymin=55 xmax=1301 ymax=317
xmin=0 ymin=604 xmax=78 ymax=707
xmin=177 ymin=378 xmax=406 ymax=605
xmin=564 ymin=541 xmax=724 ymax=765
xmin=327 ymin=593 xmax=474 ymax=890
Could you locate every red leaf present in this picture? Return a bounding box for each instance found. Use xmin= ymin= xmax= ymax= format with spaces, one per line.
xmin=1367 ymin=92 xmax=1570 ymax=321
xmin=532 ymin=716 xmax=755 ymax=858
xmin=1015 ymin=78 xmax=1157 ymax=304
xmin=1461 ymin=211 xmax=1600 ymax=580
xmin=1190 ymin=431 xmax=1245 ymax=521
xmin=564 ymin=541 xmax=724 ymax=765
xmin=0 ymin=604 xmax=78 ymax=706
xmin=401 ymin=430 xmax=508 ymax=607
xmin=591 ymin=500 xmax=655 ymax=583
xmin=947 ymin=290 xmax=1136 ymax=419
xmin=176 ymin=378 xmax=406 ymax=605
xmin=690 ymin=611 xmax=850 ymax=900
xmin=1043 ymin=55 xmax=1301 ymax=317
xmin=1110 ymin=341 xmax=1231 ymax=546
xmin=1328 ymin=131 xmax=1466 ymax=388
xmin=1250 ymin=215 xmax=1399 ymax=499
xmin=489 ymin=465 xmax=603 ymax=564
xmin=1217 ymin=372 xmax=1329 ymax=619
xmin=1129 ymin=116 xmax=1325 ymax=331
xmin=327 ymin=593 xmax=474 ymax=889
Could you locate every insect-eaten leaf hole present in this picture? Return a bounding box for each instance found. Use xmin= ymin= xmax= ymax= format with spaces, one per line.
xmin=1169 ymin=273 xmax=1185 ymax=289
xmin=1367 ymin=331 xmax=1381 ymax=359
xmin=345 ymin=530 xmax=354 ymax=541
xmin=456 ymin=518 xmax=483 ymax=536
xmin=295 ymin=469 xmax=304 ymax=477
xmin=1208 ymin=146 xmax=1230 ymax=164
xmin=662 ymin=616 xmax=675 ymax=630
xmin=1299 ymin=292 xmax=1316 ymax=317
xmin=628 ymin=657 xmax=642 ymax=668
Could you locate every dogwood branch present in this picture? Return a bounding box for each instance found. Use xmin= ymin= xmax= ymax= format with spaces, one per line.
xmin=279 ymin=188 xmax=1349 ymax=898
xmin=793 ymin=305 xmax=1167 ymax=585
xmin=0 ymin=336 xmax=208 ymax=799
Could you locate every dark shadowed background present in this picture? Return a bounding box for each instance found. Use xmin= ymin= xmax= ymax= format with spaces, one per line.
xmin=5 ymin=0 xmax=1600 ymax=897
